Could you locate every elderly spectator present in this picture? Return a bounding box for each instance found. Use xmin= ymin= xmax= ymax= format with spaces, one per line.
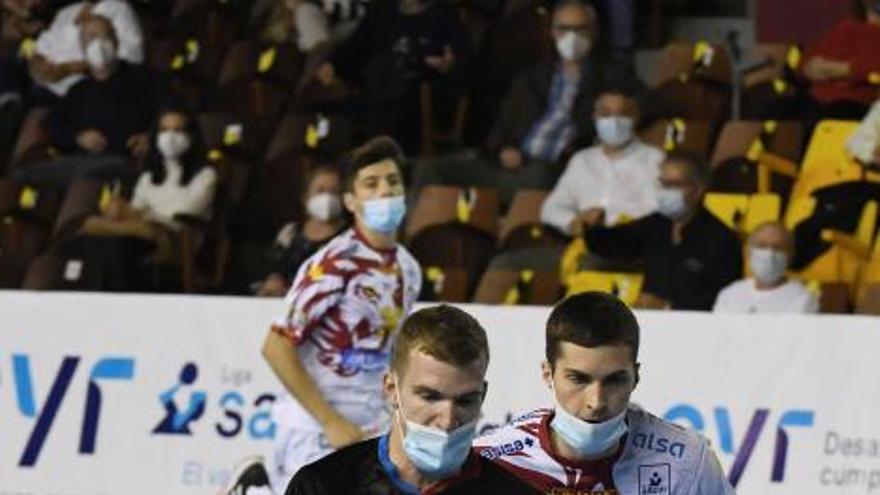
xmin=714 ymin=222 xmax=819 ymax=314
xmin=584 ymin=152 xmax=743 ymax=311
xmin=541 ymin=85 xmax=664 ymax=238
xmin=17 ymin=15 xmax=160 ymax=187
xmin=29 ymin=0 xmax=143 ymax=99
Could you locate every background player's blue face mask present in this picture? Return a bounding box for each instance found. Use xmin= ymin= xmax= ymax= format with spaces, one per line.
xmin=550 ymin=381 xmax=628 ymax=457
xmin=395 ymin=379 xmax=478 ymax=478
xmin=362 ymin=196 xmax=406 ymax=235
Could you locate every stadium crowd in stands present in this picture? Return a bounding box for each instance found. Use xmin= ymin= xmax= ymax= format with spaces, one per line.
xmin=1 ymin=0 xmax=880 ymax=315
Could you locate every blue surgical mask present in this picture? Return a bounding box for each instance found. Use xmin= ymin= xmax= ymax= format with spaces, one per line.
xmin=362 ymin=196 xmax=406 ymax=235
xmin=550 ymin=383 xmax=628 ymax=457
xmin=595 ymin=116 xmax=635 ymax=148
xmin=395 ymin=383 xmax=477 ymax=478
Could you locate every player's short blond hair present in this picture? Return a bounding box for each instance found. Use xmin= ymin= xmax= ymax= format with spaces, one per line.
xmin=391 ymin=305 xmax=489 ymax=377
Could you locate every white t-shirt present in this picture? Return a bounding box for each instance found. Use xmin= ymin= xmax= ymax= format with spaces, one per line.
xmin=130 ymin=162 xmax=217 ymax=231
xmin=540 ymin=140 xmax=665 ymax=233
xmin=35 ymin=0 xmax=144 ymax=96
xmin=713 ymin=278 xmax=819 ymax=314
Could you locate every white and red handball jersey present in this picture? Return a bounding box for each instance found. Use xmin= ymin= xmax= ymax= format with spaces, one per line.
xmin=271 ymin=228 xmax=422 ymax=433
xmin=474 ymin=406 xmax=735 ymax=495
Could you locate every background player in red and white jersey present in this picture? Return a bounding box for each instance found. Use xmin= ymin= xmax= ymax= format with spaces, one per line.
xmin=224 ymin=136 xmax=422 ymax=495
xmin=474 ymin=292 xmax=735 ymax=495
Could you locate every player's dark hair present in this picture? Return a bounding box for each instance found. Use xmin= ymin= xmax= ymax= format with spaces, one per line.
xmin=545 ymin=292 xmax=640 ymax=367
xmin=341 ymin=136 xmax=405 ymax=193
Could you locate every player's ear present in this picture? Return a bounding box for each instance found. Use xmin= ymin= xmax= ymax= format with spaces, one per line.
xmin=343 ymin=191 xmax=358 ymax=215
xmin=383 ymin=372 xmax=399 ymax=409
xmin=633 ymin=362 xmax=641 ymax=390
xmin=541 ymin=360 xmax=554 ymax=389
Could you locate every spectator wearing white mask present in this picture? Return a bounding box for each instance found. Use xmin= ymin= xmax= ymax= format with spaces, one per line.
xmin=30 ymin=0 xmax=143 ymax=98
xmin=74 ymin=107 xmax=217 ymax=289
xmin=541 ymin=85 xmax=664 ymax=237
xmin=17 ymin=15 xmax=159 ymax=187
xmin=253 ymin=166 xmax=348 ymax=297
xmin=82 ymin=107 xmax=217 ymax=240
xmin=714 ymin=222 xmax=819 ymax=314
xmin=410 ymin=0 xmax=651 ymax=209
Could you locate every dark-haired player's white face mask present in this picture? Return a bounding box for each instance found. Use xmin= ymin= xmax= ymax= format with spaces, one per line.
xmin=550 ymin=379 xmax=628 ymax=456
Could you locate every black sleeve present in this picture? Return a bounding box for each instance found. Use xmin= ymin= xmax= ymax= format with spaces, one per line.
xmin=583 ymin=216 xmax=655 ymax=261
xmin=702 ymin=230 xmax=744 ymax=309
xmin=284 ymin=464 xmax=331 ymax=495
xmin=483 ymin=69 xmax=529 ymax=154
xmin=330 ymin=0 xmax=387 ymax=82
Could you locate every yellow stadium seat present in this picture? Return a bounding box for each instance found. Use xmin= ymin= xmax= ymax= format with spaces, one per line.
xmin=796 ymin=200 xmax=878 ymax=296
xmin=784 ymin=196 xmax=817 ymax=230
xmin=789 ymin=120 xmax=878 ymax=204
xmin=566 ymin=271 xmax=644 ymax=307
xmin=705 ymin=193 xmax=749 ymax=232
xmin=704 ymin=193 xmax=782 ymax=236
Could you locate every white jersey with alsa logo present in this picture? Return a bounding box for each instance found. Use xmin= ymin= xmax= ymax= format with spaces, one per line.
xmin=473 ymin=405 xmax=735 ymax=495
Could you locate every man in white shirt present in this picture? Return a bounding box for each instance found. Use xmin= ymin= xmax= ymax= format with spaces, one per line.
xmin=541 ymin=85 xmax=664 ymax=237
xmin=713 ymin=221 xmax=819 ymax=314
xmin=30 ymin=0 xmax=143 ymax=98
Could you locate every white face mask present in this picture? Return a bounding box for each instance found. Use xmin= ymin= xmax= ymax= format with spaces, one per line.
xmin=85 ymin=38 xmax=116 ymax=72
xmin=750 ymin=247 xmax=788 ymax=286
xmin=655 ymin=187 xmax=689 ymax=221
xmin=595 ymin=116 xmax=635 ymax=148
xmin=156 ymin=131 xmax=191 ymax=160
xmin=555 ymin=31 xmax=591 ymax=62
xmin=306 ymin=192 xmax=343 ymax=222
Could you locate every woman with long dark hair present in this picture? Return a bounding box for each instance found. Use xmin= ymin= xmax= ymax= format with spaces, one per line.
xmin=74 ymin=107 xmax=217 ymax=289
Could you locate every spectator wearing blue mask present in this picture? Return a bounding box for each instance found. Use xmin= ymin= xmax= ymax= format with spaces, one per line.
xmin=285 ymin=305 xmax=540 ymax=494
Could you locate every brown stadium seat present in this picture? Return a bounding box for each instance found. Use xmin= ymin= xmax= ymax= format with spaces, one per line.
xmin=420 ymin=266 xmax=470 ymax=303
xmin=650 ymin=42 xmax=732 ymax=124
xmin=406 ymin=186 xmax=500 ymax=297
xmin=639 ymin=118 xmax=715 ymax=159
xmin=498 ymin=189 xmax=567 ymax=253
xmin=10 ymin=107 xmax=53 ymax=168
xmin=265 ymin=113 xmax=356 ymax=164
xmin=710 ymin=120 xmax=803 ymax=196
xmin=472 ymin=269 xmax=561 ymax=305
xmin=21 ymin=254 xmax=62 ymax=290
xmin=198 ymin=112 xmax=275 ymax=161
xmin=51 ymin=179 xmax=103 ymax=241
